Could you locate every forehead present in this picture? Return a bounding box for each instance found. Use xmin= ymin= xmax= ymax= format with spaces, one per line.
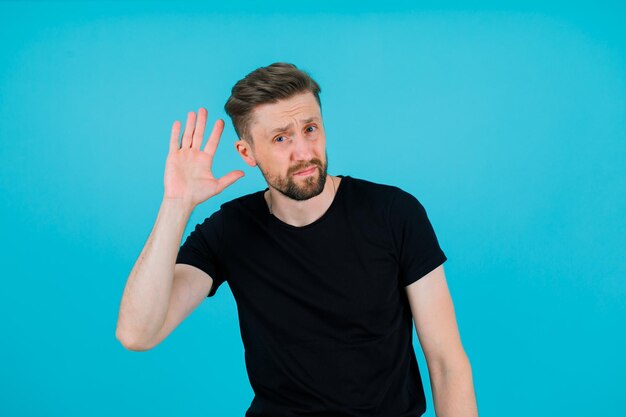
xmin=250 ymin=92 xmax=321 ymax=134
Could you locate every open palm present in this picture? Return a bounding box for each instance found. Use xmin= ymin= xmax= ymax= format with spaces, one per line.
xmin=164 ymin=108 xmax=244 ymax=207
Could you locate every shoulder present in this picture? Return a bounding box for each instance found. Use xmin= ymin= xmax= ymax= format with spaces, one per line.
xmin=203 ymin=189 xmax=268 ymax=231
xmin=343 ymin=175 xmax=419 ymax=208
xmin=219 ymin=189 xmax=266 ymax=212
xmin=192 ymin=189 xmax=265 ymax=229
xmin=343 ymin=175 xmax=400 ymax=196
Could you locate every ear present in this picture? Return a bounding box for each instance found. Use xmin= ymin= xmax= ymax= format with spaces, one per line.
xmin=235 ymin=139 xmax=257 ymax=167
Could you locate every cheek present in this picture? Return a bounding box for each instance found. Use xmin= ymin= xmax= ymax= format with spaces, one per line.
xmin=262 ymin=153 xmax=288 ymax=171
xmin=316 ymin=137 xmax=326 ymax=154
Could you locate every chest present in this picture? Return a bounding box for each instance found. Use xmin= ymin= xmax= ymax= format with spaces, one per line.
xmin=221 ymin=210 xmax=406 ymax=346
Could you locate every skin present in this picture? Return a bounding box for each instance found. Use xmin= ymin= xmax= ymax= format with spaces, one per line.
xmin=117 ymin=92 xmax=478 ymax=416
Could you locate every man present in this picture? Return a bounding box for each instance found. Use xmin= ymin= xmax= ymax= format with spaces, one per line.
xmin=116 ymin=63 xmax=478 ymax=417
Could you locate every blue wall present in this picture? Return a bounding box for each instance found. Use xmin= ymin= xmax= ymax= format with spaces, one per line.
xmin=1 ymin=1 xmax=624 ymax=416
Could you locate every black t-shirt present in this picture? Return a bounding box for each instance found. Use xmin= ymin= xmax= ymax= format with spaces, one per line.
xmin=176 ymin=175 xmax=447 ymax=417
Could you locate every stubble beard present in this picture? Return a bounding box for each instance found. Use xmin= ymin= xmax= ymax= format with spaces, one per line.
xmin=259 ymin=154 xmax=329 ymax=201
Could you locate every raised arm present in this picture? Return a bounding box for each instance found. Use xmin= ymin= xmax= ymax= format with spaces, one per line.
xmin=115 ymin=109 xmax=244 ymax=351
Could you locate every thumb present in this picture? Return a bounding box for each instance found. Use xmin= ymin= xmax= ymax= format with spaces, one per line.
xmin=216 ymin=170 xmax=245 ymax=192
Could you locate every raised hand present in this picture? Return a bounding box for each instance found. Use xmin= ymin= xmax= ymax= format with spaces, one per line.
xmin=163 ymin=108 xmax=244 ymax=208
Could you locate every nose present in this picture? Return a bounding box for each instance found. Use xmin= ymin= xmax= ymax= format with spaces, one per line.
xmin=291 ymin=132 xmax=313 ymax=161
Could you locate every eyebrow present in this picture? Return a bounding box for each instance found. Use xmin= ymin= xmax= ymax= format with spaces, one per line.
xmin=269 ymin=117 xmax=320 ymax=135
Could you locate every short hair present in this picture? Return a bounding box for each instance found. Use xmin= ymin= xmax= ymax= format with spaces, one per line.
xmin=224 ymin=62 xmax=322 ymax=143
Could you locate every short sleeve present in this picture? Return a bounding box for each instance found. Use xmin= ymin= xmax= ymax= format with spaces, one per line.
xmin=389 ymin=189 xmax=447 ymax=287
xmin=176 ymin=209 xmax=226 ymax=297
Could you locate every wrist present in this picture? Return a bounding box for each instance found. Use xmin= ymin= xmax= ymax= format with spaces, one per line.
xmin=160 ymin=196 xmax=195 ymax=218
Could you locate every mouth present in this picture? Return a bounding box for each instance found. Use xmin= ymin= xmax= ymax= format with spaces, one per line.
xmin=293 ymin=166 xmax=318 ymax=176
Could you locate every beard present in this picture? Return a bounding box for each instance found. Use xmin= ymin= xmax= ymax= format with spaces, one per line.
xmin=258 ymin=153 xmax=329 ymax=201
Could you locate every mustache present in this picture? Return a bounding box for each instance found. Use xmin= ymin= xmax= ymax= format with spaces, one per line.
xmin=288 ymin=158 xmax=324 ymax=175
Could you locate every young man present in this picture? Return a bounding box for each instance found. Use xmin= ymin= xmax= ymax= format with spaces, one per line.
xmin=116 ymin=63 xmax=478 ymax=417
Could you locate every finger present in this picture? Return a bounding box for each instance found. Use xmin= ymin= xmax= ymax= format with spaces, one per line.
xmin=191 ymin=108 xmax=207 ymax=150
xmin=203 ymin=119 xmax=225 ymax=155
xmin=216 ymin=170 xmax=245 ymax=193
xmin=169 ymin=121 xmax=181 ymax=153
xmin=181 ymin=111 xmax=196 ymax=148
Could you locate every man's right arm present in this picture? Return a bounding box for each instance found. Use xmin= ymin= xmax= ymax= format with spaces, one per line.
xmin=115 ymin=108 xmax=243 ymax=351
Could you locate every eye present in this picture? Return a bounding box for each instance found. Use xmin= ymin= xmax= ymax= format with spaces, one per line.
xmin=274 ymin=135 xmax=286 ymax=143
xmin=305 ymin=125 xmax=317 ymax=133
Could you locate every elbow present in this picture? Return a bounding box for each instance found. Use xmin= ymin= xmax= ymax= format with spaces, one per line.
xmin=444 ymin=354 xmax=473 ymax=379
xmin=428 ymin=348 xmax=472 ymax=378
xmin=115 ymin=327 xmax=155 ymax=352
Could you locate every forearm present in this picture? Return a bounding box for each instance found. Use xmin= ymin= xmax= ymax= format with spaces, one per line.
xmin=429 ymin=356 xmax=478 ymax=417
xmin=116 ymin=198 xmax=193 ymax=349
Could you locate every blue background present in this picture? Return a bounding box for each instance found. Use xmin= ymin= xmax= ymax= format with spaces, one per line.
xmin=1 ymin=1 xmax=624 ymax=416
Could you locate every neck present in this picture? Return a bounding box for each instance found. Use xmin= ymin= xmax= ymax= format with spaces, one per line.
xmin=265 ymin=175 xmax=340 ymax=227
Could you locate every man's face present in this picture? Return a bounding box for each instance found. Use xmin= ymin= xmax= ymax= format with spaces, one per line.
xmin=245 ymin=92 xmax=328 ymax=201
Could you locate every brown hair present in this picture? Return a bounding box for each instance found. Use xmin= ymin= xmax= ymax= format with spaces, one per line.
xmin=224 ymin=62 xmax=321 ymax=143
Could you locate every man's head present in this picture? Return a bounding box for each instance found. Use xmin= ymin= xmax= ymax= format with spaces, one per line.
xmin=224 ymin=62 xmax=322 ymax=144
xmin=226 ymin=63 xmax=328 ymax=201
